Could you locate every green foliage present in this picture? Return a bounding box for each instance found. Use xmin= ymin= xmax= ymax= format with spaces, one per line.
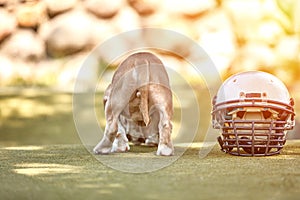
xmin=276 ymin=0 xmax=300 ymax=34
xmin=276 ymin=0 xmax=295 ymax=20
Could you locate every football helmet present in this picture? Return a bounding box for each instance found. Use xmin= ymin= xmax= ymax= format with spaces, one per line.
xmin=212 ymin=71 xmax=295 ymax=156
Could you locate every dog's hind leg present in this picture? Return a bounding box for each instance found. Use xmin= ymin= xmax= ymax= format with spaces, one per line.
xmin=93 ymin=116 xmax=118 ymax=154
xmin=156 ymin=108 xmax=174 ymax=156
xmin=111 ymin=116 xmax=130 ymax=153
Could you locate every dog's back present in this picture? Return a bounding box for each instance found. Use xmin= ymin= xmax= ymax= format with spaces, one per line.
xmin=111 ymin=52 xmax=165 ymax=84
xmin=111 ymin=52 xmax=171 ymax=126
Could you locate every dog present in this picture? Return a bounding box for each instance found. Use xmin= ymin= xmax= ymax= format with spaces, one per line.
xmin=102 ymin=83 xmax=160 ymax=153
xmin=93 ymin=52 xmax=174 ymax=156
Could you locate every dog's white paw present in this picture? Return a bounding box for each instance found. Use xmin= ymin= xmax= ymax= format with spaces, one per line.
xmin=93 ymin=146 xmax=112 ymax=155
xmin=111 ymin=133 xmax=130 ymax=153
xmin=111 ymin=141 xmax=130 ymax=153
xmin=145 ymin=135 xmax=158 ymax=146
xmin=156 ymin=144 xmax=174 ymax=156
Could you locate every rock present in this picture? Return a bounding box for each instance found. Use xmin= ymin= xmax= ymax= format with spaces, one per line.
xmin=57 ymin=53 xmax=99 ymax=92
xmin=0 ymin=0 xmax=8 ymax=6
xmin=128 ymin=0 xmax=160 ymax=16
xmin=143 ymin=28 xmax=192 ymax=58
xmin=85 ymin=0 xmax=124 ymax=19
xmin=15 ymin=0 xmax=47 ymax=29
xmin=0 ymin=55 xmax=37 ymax=86
xmin=95 ymin=32 xmax=142 ymax=64
xmin=110 ymin=6 xmax=140 ymax=32
xmin=0 ymin=29 xmax=45 ymax=61
xmin=10 ymin=61 xmax=36 ymax=85
xmin=0 ymin=54 xmax=14 ymax=86
xmin=0 ymin=9 xmax=17 ymax=42
xmin=163 ymin=0 xmax=216 ymax=17
xmin=0 ymin=0 xmax=18 ymax=10
xmin=34 ymin=58 xmax=64 ymax=86
xmin=139 ymin=11 xmax=169 ymax=27
xmin=90 ymin=19 xmax=116 ymax=46
xmin=39 ymin=11 xmax=96 ymax=57
xmin=44 ymin=0 xmax=77 ymax=17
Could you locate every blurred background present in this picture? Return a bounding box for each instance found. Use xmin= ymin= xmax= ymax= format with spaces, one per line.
xmin=0 ymin=0 xmax=299 ymax=146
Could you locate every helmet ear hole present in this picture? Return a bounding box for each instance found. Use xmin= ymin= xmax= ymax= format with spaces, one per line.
xmin=290 ymin=98 xmax=294 ymax=106
xmin=236 ymin=111 xmax=245 ymax=119
xmin=262 ymin=111 xmax=272 ymax=119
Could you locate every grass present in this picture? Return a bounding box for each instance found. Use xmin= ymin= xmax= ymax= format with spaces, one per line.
xmin=0 ymin=89 xmax=300 ymax=200
xmin=1 ymin=142 xmax=300 ymax=200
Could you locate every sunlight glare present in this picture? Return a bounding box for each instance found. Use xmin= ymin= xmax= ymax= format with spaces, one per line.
xmin=4 ymin=146 xmax=44 ymax=151
xmin=13 ymin=163 xmax=82 ymax=176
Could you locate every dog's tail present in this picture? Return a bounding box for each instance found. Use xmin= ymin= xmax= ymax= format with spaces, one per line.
xmin=138 ymin=60 xmax=150 ymax=126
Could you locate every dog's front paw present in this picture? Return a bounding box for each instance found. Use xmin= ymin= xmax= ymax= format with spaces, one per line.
xmin=111 ymin=143 xmax=130 ymax=153
xmin=93 ymin=139 xmax=113 ymax=154
xmin=111 ymin=133 xmax=130 ymax=153
xmin=156 ymin=144 xmax=174 ymax=156
xmin=145 ymin=135 xmax=158 ymax=147
xmin=93 ymin=146 xmax=112 ymax=155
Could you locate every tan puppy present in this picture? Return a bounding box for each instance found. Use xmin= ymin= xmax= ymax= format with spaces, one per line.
xmin=103 ymin=84 xmax=160 ymax=152
xmin=93 ymin=52 xmax=174 ymax=156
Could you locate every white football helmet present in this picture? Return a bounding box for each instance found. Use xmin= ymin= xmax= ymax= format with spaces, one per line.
xmin=212 ymin=71 xmax=295 ymax=156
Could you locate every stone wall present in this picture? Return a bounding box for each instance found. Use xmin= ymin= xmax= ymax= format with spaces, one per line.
xmin=0 ymin=0 xmax=299 ymax=94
